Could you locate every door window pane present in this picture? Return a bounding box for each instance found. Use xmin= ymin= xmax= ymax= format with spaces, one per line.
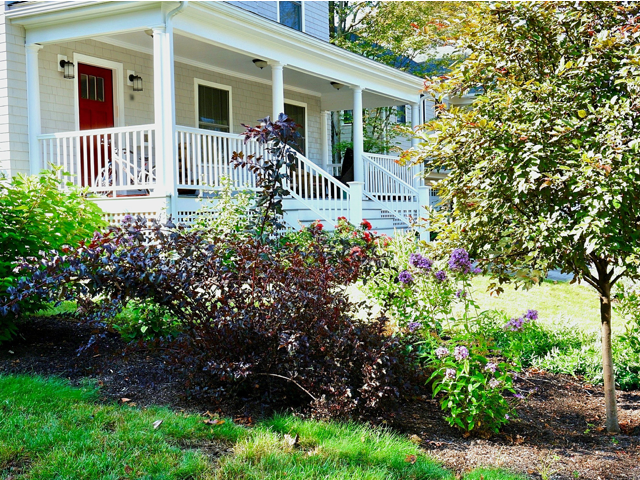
xmin=96 ymin=77 xmax=104 ymax=102
xmin=198 ymin=84 xmax=230 ymax=132
xmin=285 ymin=103 xmax=305 ymax=155
xmin=81 ymin=74 xmax=88 ymax=100
xmin=280 ymin=1 xmax=302 ymax=31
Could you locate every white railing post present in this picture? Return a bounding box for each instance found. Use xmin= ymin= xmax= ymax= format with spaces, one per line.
xmin=26 ymin=44 xmax=43 ymax=175
xmin=352 ymin=86 xmax=364 ymax=183
xmin=348 ymin=181 xmax=363 ymax=226
xmin=418 ymin=185 xmax=431 ymax=242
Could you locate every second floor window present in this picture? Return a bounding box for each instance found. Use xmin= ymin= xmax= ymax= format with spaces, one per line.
xmin=396 ymin=106 xmax=406 ymax=124
xmin=279 ymin=1 xmax=302 ymax=31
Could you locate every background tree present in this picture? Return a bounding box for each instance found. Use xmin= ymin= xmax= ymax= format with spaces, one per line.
xmin=407 ymin=1 xmax=640 ymax=433
xmin=328 ymin=1 xmax=479 ymax=160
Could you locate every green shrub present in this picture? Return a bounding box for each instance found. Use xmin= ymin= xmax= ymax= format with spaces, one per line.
xmin=111 ymin=299 xmax=182 ymax=342
xmin=0 ymin=169 xmax=105 ymax=341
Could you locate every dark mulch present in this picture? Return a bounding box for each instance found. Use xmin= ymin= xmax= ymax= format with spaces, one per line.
xmin=1 ymin=316 xmax=639 ymax=480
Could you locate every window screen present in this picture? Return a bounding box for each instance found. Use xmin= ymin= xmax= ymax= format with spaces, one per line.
xmin=198 ymin=84 xmax=230 ymax=132
xmin=280 ymin=1 xmax=302 ymax=31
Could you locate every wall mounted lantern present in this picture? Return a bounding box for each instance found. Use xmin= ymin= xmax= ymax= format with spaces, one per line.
xmin=253 ymin=59 xmax=268 ymax=70
xmin=128 ymin=73 xmax=143 ymax=92
xmin=59 ymin=59 xmax=75 ymax=79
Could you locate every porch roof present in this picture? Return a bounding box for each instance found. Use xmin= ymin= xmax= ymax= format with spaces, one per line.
xmin=7 ymin=1 xmax=425 ymax=109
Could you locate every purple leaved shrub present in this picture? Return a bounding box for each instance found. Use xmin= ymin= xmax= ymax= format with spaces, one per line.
xmin=1 ymin=216 xmax=418 ymax=417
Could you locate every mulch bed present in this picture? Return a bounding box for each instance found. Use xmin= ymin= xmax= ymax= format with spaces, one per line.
xmin=1 ymin=316 xmax=639 ymax=480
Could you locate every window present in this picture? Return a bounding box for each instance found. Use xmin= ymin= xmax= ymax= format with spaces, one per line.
xmin=279 ymin=1 xmax=303 ymax=31
xmin=80 ymin=74 xmax=105 ymax=102
xmin=343 ymin=109 xmax=353 ymax=124
xmin=195 ymin=80 xmax=231 ymax=132
xmin=285 ymin=102 xmax=306 ymax=155
xmin=396 ymin=105 xmax=406 ymax=124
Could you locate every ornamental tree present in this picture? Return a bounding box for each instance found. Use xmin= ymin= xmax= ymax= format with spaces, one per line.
xmin=408 ymin=1 xmax=640 ymax=433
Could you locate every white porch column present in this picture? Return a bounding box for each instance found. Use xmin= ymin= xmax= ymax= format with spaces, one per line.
xmin=26 ymin=44 xmax=43 ymax=175
xmin=411 ymin=101 xmax=422 ymax=188
xmin=321 ymin=110 xmax=330 ymax=171
xmin=352 ymin=86 xmax=364 ymax=183
xmin=418 ymin=185 xmax=431 ymax=242
xmin=271 ymin=62 xmax=285 ymax=120
xmin=411 ymin=101 xmax=421 ymax=148
xmin=152 ymin=25 xmax=176 ymax=209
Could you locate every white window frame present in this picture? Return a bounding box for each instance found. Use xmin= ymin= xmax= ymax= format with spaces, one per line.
xmin=194 ymin=78 xmax=233 ymax=133
xmin=73 ymin=53 xmax=125 ymax=130
xmin=277 ymin=1 xmax=305 ymax=33
xmin=284 ymin=98 xmax=307 ymax=154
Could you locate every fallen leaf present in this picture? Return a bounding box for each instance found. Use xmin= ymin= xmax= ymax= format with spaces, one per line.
xmin=124 ymin=465 xmax=133 ymax=474
xmin=153 ymin=419 xmax=163 ymax=430
xmin=127 ymin=402 xmax=137 ymax=407
xmin=203 ymin=419 xmax=225 ymax=426
xmin=121 ymin=398 xmax=132 ymax=403
xmin=284 ymin=433 xmax=299 ymax=448
xmin=405 ymin=454 xmax=417 ymax=464
xmin=409 ymin=434 xmax=422 ymax=444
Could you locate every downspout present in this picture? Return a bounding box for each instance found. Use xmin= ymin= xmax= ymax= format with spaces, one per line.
xmin=162 ymin=1 xmax=187 ymax=218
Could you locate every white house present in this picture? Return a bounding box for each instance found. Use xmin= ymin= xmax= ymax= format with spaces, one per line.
xmin=0 ymin=1 xmax=435 ymax=234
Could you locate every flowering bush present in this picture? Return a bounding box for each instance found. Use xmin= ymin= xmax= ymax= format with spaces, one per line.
xmin=361 ymin=231 xmax=480 ymax=332
xmin=427 ymin=343 xmax=519 ymax=433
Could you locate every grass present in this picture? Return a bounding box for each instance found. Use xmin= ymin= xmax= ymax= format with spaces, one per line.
xmin=467 ymin=277 xmax=612 ymax=333
xmin=0 ymin=375 xmax=527 ymax=480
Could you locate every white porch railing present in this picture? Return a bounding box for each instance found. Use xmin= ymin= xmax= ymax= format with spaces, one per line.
xmin=175 ymin=126 xmax=271 ymax=190
xmin=37 ymin=125 xmax=157 ymax=196
xmin=364 ymin=152 xmax=423 ymax=187
xmin=363 ymin=153 xmax=418 ymax=227
xmin=288 ymin=150 xmax=350 ymax=225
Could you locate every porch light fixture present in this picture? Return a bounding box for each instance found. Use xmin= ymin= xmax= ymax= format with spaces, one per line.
xmin=128 ymin=74 xmax=143 ymax=92
xmin=330 ymin=82 xmax=344 ymax=90
xmin=253 ymin=59 xmax=268 ymax=70
xmin=59 ymin=60 xmax=75 ymax=79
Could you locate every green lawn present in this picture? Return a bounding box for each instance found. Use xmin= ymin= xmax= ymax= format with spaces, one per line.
xmin=467 ymin=277 xmax=615 ymax=334
xmin=0 ymin=375 xmax=526 ymax=480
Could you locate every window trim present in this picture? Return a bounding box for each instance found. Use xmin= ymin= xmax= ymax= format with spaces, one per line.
xmin=194 ymin=78 xmax=233 ymax=133
xmin=277 ymin=1 xmax=305 ymax=33
xmin=284 ymin=98 xmax=307 ymax=155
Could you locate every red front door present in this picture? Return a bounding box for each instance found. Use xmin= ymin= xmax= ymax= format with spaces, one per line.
xmin=78 ymin=63 xmax=114 ymax=130
xmin=78 ymin=64 xmax=114 ymax=187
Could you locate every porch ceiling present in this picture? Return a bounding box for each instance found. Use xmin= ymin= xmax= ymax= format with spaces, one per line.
xmin=98 ymin=30 xmax=415 ymax=111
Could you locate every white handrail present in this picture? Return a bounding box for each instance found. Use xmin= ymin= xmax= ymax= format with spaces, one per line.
xmin=286 ymin=149 xmax=351 ymax=226
xmin=364 ymin=151 xmax=423 ymax=186
xmin=363 ymin=153 xmax=418 ymax=227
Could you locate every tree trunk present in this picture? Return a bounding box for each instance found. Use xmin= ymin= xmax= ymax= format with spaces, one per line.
xmin=599 ymin=281 xmax=620 ymax=434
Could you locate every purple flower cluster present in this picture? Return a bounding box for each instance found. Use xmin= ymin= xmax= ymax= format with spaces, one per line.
xmin=455 ymin=289 xmax=467 ymax=299
xmin=504 ymin=316 xmax=526 ymax=332
xmin=454 ymin=345 xmax=469 ymax=361
xmin=504 ymin=309 xmax=539 ymax=332
xmin=434 ymin=270 xmax=447 ymax=282
xmin=445 ymin=368 xmax=456 ymax=380
xmin=435 ymin=347 xmax=449 ymax=359
xmin=488 ymin=378 xmax=500 ymax=389
xmin=407 ymin=322 xmax=422 ymax=333
xmin=484 ymin=362 xmax=497 ymax=373
xmin=409 ymin=252 xmax=433 ymax=271
xmin=398 ymin=270 xmax=413 ymax=284
xmin=448 ymin=248 xmax=472 ymax=274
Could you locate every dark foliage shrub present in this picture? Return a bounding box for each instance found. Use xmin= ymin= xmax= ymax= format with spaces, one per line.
xmin=3 ymin=217 xmax=417 ymax=416
xmin=0 ymin=169 xmax=105 ymax=342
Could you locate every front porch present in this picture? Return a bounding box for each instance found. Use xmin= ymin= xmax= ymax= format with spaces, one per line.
xmin=12 ymin=1 xmax=430 ymax=232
